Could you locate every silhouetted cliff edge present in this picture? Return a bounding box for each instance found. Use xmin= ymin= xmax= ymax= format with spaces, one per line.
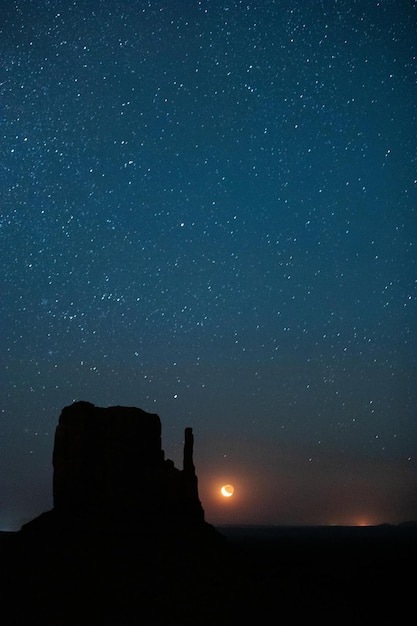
xmin=23 ymin=401 xmax=209 ymax=534
xmin=3 ymin=402 xmax=236 ymax=625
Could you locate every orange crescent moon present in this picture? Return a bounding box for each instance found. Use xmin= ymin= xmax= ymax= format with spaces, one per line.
xmin=221 ymin=484 xmax=234 ymax=497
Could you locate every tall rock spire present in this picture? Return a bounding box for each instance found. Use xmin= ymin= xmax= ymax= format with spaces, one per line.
xmin=183 ymin=426 xmax=195 ymax=474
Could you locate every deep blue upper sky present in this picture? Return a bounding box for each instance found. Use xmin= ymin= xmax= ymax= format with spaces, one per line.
xmin=1 ymin=0 xmax=416 ymax=529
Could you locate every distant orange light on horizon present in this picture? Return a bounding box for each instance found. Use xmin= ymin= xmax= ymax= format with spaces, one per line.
xmin=356 ymin=518 xmax=373 ymax=527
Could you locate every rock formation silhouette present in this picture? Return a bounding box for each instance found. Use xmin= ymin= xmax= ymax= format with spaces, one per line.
xmin=44 ymin=401 xmax=205 ymax=530
xmin=9 ymin=402 xmax=230 ymax=624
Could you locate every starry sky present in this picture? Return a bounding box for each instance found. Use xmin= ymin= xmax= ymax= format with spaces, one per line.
xmin=1 ymin=0 xmax=416 ymax=530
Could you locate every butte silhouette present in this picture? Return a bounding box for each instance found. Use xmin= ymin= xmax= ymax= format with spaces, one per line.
xmin=23 ymin=400 xmax=208 ymax=533
xmin=7 ymin=401 xmax=231 ymax=625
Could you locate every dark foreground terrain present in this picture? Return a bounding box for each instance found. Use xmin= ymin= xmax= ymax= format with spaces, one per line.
xmin=1 ymin=523 xmax=415 ymax=625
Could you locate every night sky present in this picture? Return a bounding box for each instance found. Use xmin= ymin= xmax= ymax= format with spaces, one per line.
xmin=1 ymin=0 xmax=416 ymax=530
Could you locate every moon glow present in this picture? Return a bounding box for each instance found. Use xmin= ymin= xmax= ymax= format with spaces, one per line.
xmin=221 ymin=484 xmax=235 ymax=497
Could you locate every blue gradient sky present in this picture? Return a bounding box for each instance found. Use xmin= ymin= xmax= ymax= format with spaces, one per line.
xmin=1 ymin=0 xmax=416 ymax=529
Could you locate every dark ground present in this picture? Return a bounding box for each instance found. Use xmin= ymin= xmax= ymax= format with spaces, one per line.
xmin=1 ymin=523 xmax=415 ymax=625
